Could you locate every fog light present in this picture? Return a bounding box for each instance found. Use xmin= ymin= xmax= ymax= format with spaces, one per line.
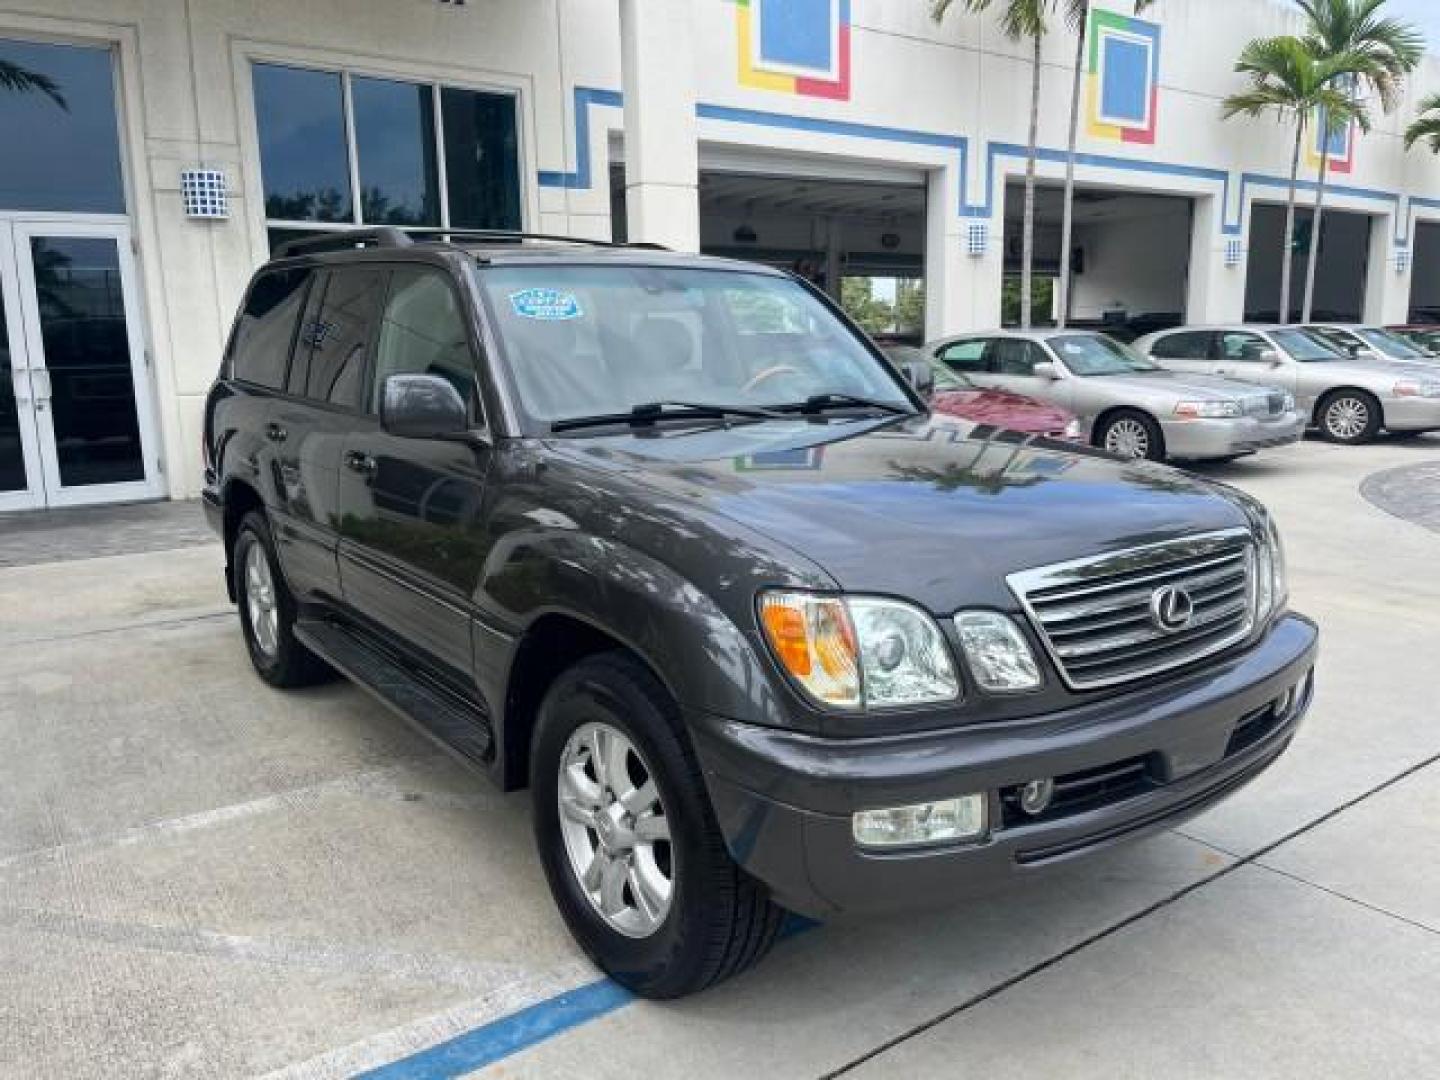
xmin=1018 ymin=778 xmax=1055 ymax=816
xmin=853 ymin=795 xmax=987 ymax=849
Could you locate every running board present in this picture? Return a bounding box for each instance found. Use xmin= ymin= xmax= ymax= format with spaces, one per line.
xmin=295 ymin=619 xmax=493 ymax=766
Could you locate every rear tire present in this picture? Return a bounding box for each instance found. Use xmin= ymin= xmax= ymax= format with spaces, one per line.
xmin=531 ymin=652 xmax=784 ymax=998
xmin=232 ymin=512 xmax=331 ymax=688
xmin=1317 ymin=390 xmax=1381 ymax=445
xmin=1096 ymin=409 xmax=1166 ymax=462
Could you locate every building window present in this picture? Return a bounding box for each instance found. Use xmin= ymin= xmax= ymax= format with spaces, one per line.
xmin=0 ymin=38 xmax=125 ymax=213
xmin=252 ymin=62 xmax=521 ymax=249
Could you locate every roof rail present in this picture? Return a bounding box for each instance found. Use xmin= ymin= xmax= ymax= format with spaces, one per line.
xmin=272 ymin=227 xmax=413 ymax=259
xmin=399 ymin=227 xmax=670 ymax=252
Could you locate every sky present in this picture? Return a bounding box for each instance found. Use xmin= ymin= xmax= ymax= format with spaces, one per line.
xmin=1386 ymin=0 xmax=1440 ymax=53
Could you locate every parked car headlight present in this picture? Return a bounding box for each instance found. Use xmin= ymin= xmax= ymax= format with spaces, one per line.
xmin=1174 ymin=400 xmax=1242 ymax=419
xmin=953 ymin=611 xmax=1042 ymax=692
xmin=758 ymin=592 xmax=959 ymax=709
xmin=1393 ymin=379 xmax=1440 ymax=399
xmin=1062 ymin=417 xmax=1083 ymax=440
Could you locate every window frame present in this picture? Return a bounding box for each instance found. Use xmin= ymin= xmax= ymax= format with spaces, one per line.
xmin=246 ymin=58 xmax=525 ymax=241
xmin=1150 ymin=330 xmax=1214 ymax=362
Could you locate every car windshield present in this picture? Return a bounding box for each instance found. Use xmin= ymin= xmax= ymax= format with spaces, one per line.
xmin=1048 ymin=334 xmax=1159 ymax=376
xmin=476 ymin=264 xmax=913 ymax=426
xmin=1356 ymin=327 xmax=1429 ymax=359
xmin=1272 ymin=328 xmax=1342 ymax=362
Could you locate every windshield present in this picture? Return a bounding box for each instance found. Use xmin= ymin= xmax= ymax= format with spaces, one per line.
xmin=1272 ymin=328 xmax=1343 ymax=362
xmin=477 ymin=264 xmax=912 ymax=426
xmin=1356 ymin=327 xmax=1429 ymax=359
xmin=1048 ymin=334 xmax=1159 ymax=376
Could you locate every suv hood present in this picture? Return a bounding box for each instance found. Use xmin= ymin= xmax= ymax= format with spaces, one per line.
xmin=544 ymin=416 xmax=1251 ymax=614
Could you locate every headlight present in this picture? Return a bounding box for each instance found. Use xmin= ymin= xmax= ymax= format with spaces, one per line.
xmin=758 ymin=592 xmax=959 ymax=709
xmin=1253 ymin=511 xmax=1288 ymax=622
xmin=1062 ymin=417 xmax=1083 ymax=440
xmin=1393 ymin=379 xmax=1440 ymax=399
xmin=1174 ymin=400 xmax=1242 ymax=419
xmin=953 ymin=611 xmax=1042 ymax=692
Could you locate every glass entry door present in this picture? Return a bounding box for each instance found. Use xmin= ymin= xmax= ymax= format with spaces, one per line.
xmin=0 ymin=220 xmax=161 ymax=510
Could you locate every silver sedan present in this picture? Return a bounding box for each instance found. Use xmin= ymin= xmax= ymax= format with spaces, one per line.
xmin=1134 ymin=324 xmax=1440 ymax=444
xmin=922 ymin=330 xmax=1306 ymax=462
xmin=1303 ymin=324 xmax=1440 ymax=366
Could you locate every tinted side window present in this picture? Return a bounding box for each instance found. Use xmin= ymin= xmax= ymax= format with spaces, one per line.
xmin=371 ymin=268 xmax=477 ymax=414
xmin=991 ymin=339 xmax=1044 ymax=376
xmin=938 ymin=339 xmax=987 ymax=373
xmin=294 ymin=266 xmax=388 ymax=408
xmin=1217 ymin=332 xmax=1270 ymax=361
xmin=1151 ymin=331 xmax=1212 ymax=360
xmin=230 ymin=269 xmax=312 ymax=388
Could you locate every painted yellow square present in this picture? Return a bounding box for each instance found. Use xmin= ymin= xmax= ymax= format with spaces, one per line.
xmin=737 ymin=5 xmax=798 ymax=93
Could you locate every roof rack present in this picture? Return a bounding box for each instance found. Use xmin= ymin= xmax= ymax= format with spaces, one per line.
xmin=400 ymin=228 xmax=669 ymax=252
xmin=271 ymin=227 xmax=672 ymax=261
xmin=272 ymin=227 xmax=412 ymax=259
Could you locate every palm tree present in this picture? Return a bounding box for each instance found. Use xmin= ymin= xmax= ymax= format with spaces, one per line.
xmin=0 ymin=58 xmax=67 ymax=109
xmin=1296 ymin=0 xmax=1423 ymax=321
xmin=1404 ymin=92 xmax=1440 ymax=153
xmin=931 ymin=0 xmax=1049 ymax=329
xmin=1055 ymin=1 xmax=1155 ymax=330
xmin=1221 ymin=36 xmax=1368 ymax=323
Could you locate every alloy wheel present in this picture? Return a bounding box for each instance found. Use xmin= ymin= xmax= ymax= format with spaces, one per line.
xmin=557 ymin=721 xmax=673 ymax=938
xmin=1104 ymin=418 xmax=1151 ymax=459
xmin=243 ymin=541 xmax=279 ymax=658
xmin=1325 ymin=397 xmax=1369 ymax=442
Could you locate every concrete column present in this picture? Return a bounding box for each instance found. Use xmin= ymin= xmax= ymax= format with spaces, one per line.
xmin=925 ymin=166 xmax=1001 ymax=337
xmin=1186 ymin=194 xmax=1246 ymax=325
xmin=1363 ymin=212 xmax=1408 ymax=324
xmin=619 ymin=0 xmax=700 ymax=252
xmin=824 ymin=218 xmax=843 ymax=302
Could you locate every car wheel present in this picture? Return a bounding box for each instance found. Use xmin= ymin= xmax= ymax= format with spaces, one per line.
xmin=232 ymin=512 xmax=331 ymax=688
xmin=1318 ymin=391 xmax=1381 ymax=445
xmin=1097 ymin=410 xmax=1166 ymax=461
xmin=531 ymin=652 xmax=784 ymax=998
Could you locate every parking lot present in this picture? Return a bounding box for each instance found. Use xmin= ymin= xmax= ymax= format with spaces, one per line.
xmin=2 ymin=435 xmax=1439 ymax=1079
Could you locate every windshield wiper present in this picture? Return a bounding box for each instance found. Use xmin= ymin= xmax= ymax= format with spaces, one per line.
xmin=550 ymin=400 xmax=784 ymax=433
xmin=771 ymin=392 xmax=913 ymax=416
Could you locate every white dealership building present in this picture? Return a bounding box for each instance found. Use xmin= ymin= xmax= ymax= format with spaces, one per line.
xmin=1 ymin=0 xmax=1439 ymax=510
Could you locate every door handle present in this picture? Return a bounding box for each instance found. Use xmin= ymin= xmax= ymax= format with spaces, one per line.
xmin=344 ymin=450 xmax=377 ymax=476
xmin=264 ymin=422 xmax=288 ymax=442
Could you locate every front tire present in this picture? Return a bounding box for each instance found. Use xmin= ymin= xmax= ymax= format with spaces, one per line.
xmin=1096 ymin=409 xmax=1166 ymax=461
xmin=531 ymin=652 xmax=784 ymax=998
xmin=232 ymin=512 xmax=330 ymax=688
xmin=1317 ymin=390 xmax=1381 ymax=444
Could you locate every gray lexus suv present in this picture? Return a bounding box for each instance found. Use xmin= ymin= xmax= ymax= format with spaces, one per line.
xmin=204 ymin=228 xmax=1318 ymax=997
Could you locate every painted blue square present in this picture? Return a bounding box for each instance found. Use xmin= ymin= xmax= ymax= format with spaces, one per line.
xmin=758 ymin=0 xmax=833 ymax=73
xmin=1100 ymin=35 xmax=1150 ymax=124
xmin=1317 ymin=108 xmax=1350 ymax=156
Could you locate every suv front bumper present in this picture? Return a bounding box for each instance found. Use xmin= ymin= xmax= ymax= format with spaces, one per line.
xmin=690 ymin=613 xmax=1318 ymax=919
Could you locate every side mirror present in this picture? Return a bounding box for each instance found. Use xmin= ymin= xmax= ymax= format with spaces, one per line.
xmin=1261 ymin=348 xmax=1282 ymax=364
xmin=902 ymin=361 xmax=935 ymax=395
xmin=380 ymin=373 xmax=470 ymax=439
xmin=1033 ymin=361 xmax=1059 ymax=380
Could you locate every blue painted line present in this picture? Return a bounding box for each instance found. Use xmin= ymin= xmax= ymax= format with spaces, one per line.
xmin=354 ymin=978 xmax=634 ymax=1080
xmin=356 ymin=915 xmax=821 ymax=1079
xmin=537 ymin=84 xmax=1426 ymax=247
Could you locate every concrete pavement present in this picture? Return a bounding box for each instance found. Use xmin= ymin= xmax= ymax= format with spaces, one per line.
xmin=0 ymin=434 xmax=1437 ymax=1078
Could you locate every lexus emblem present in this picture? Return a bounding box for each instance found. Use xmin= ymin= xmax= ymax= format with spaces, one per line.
xmin=1149 ymin=584 xmax=1195 ymax=633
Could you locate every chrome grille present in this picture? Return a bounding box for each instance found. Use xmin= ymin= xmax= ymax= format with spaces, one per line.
xmin=1008 ymin=529 xmax=1256 ymax=690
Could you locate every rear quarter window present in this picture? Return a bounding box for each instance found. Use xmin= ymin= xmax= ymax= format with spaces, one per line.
xmin=229 ymin=268 xmax=312 ymax=389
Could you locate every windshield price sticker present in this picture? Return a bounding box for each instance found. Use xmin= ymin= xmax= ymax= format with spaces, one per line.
xmin=510 ymin=288 xmax=583 ymax=321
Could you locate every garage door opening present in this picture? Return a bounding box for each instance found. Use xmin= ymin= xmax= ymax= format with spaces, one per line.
xmin=1409 ymin=220 xmax=1440 ymax=323
xmin=611 ymin=165 xmax=927 ymax=342
xmin=1002 ymin=182 xmax=1193 ymax=338
xmin=1245 ymin=204 xmax=1371 ymax=323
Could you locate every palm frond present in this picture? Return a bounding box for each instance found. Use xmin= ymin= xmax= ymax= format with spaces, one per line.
xmin=0 ymin=59 xmax=68 ymax=110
